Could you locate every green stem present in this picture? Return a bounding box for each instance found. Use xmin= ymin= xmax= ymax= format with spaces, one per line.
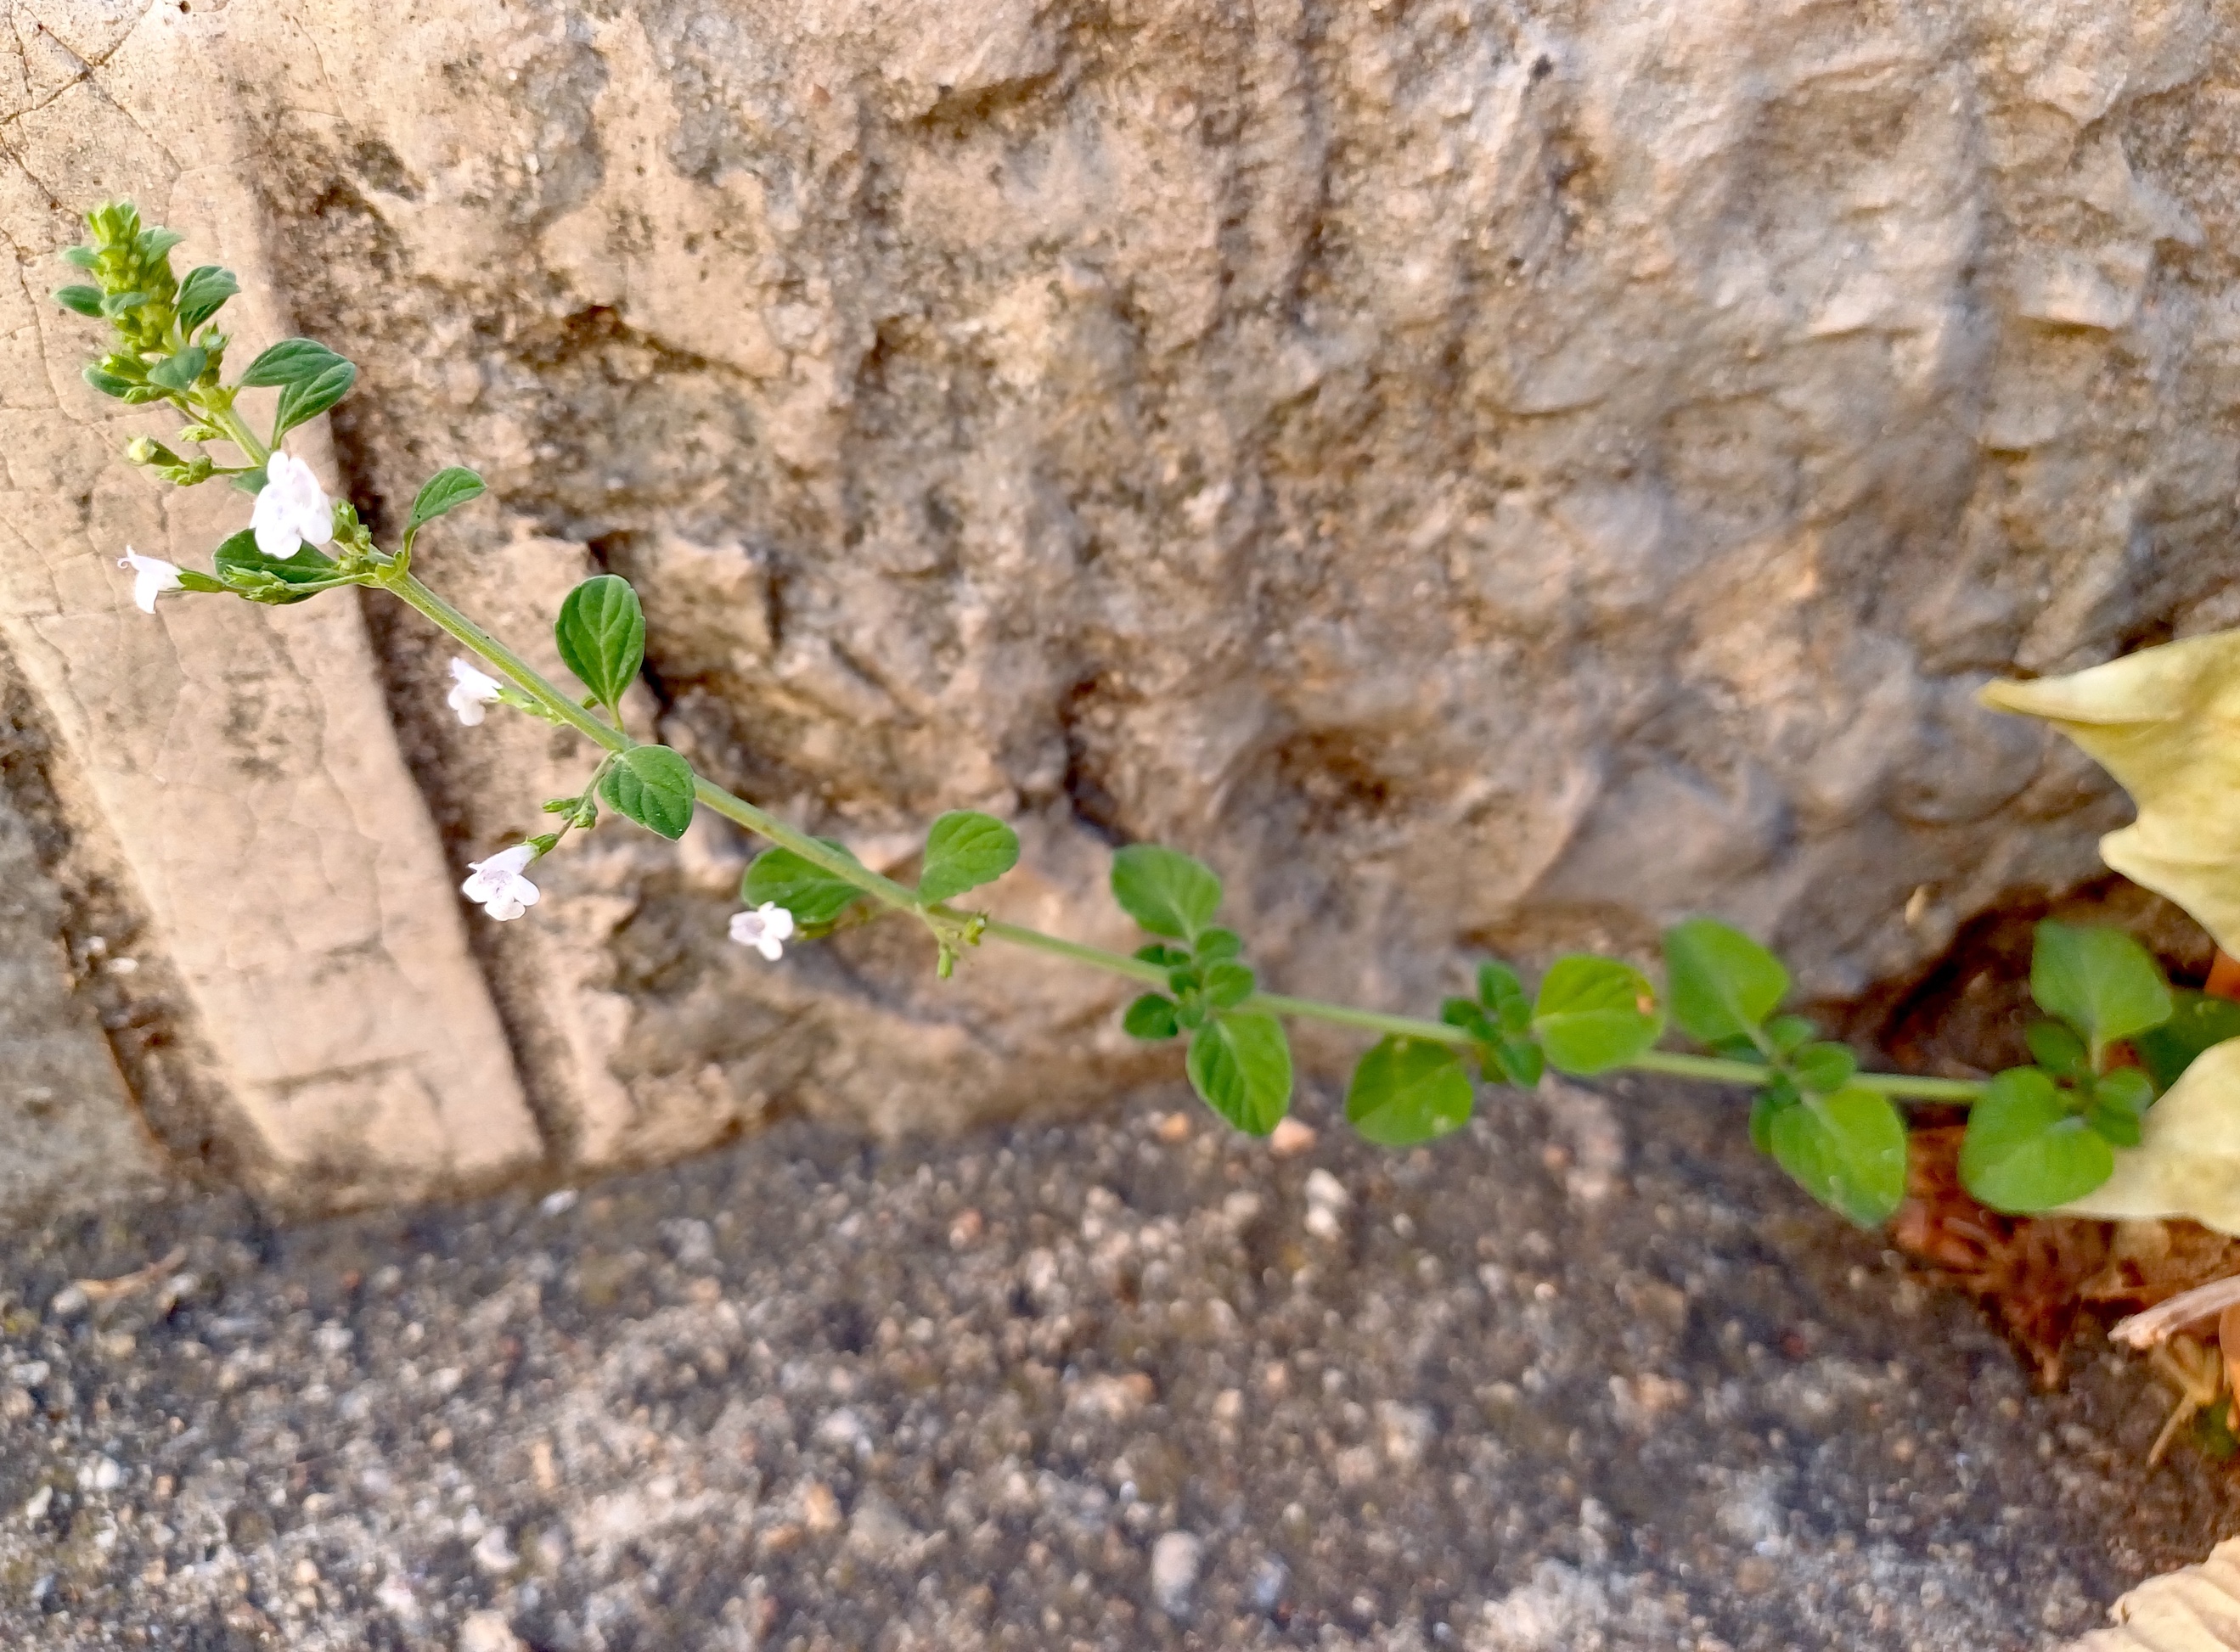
xmin=379 ymin=565 xmax=1985 ymax=1110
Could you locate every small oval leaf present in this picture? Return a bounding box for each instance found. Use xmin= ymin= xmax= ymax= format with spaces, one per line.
xmin=409 ymin=465 xmax=487 ymax=529
xmin=598 ymin=746 xmax=696 ymax=840
xmin=1960 ymin=1065 xmax=2114 ymax=1213
xmin=211 ymin=527 xmax=341 ymax=604
xmin=1765 ymin=1087 xmax=1908 ymax=1227
xmin=918 ymin=811 xmax=1021 ymax=903
xmin=1664 ymin=918 xmax=1790 ymax=1047
xmin=273 ymin=358 xmax=357 ymax=438
xmin=1531 ymin=956 xmax=1663 ymax=1076
xmin=2031 ymin=921 xmax=2173 ymax=1049
xmin=1346 ymin=1036 xmax=1474 ymax=1147
xmin=176 ymin=264 xmax=239 ymax=330
xmin=740 ymin=840 xmax=868 ymax=928
xmin=554 ymin=575 xmax=646 ymax=708
xmin=239 ymin=337 xmax=348 ymax=388
xmin=1185 ymin=1011 xmax=1292 ymax=1135
xmin=1123 ymin=994 xmax=1180 ymax=1042
xmin=1110 ymin=844 xmax=1223 ymax=940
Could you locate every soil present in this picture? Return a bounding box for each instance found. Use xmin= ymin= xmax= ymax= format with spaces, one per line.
xmin=3 ymin=1072 xmax=2237 ymax=1651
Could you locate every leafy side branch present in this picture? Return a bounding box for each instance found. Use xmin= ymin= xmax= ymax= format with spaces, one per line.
xmin=54 ymin=200 xmax=2237 ymax=1236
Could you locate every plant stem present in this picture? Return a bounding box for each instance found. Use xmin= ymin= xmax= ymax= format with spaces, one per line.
xmin=379 ymin=566 xmax=1985 ymax=1109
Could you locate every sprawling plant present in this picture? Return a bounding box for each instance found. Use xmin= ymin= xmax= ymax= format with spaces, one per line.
xmin=53 ymin=202 xmax=2239 ymax=1229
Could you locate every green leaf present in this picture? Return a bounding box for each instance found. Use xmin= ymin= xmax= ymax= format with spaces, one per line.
xmin=61 ymin=246 xmax=97 ymax=271
xmin=1765 ymin=1087 xmax=1908 ymax=1227
xmin=145 ymin=346 xmax=207 ymax=392
xmin=239 ymin=337 xmax=350 ymax=388
xmin=1477 ymin=961 xmax=1532 ymax=1035
xmin=211 ymin=527 xmax=341 ymax=604
xmin=2136 ymin=990 xmax=2240 ymax=1092
xmin=1110 ymin=844 xmax=1223 ymax=941
xmin=175 ymin=265 xmax=239 ymax=330
xmin=1203 ymin=960 xmax=1256 ymax=1009
xmin=597 ymin=745 xmax=696 ymax=840
xmin=53 ymin=284 xmax=104 ymax=317
xmin=82 ymin=366 xmax=134 ymax=399
xmin=1194 ymin=928 xmax=1244 ymax=963
xmin=1790 ymin=1042 xmax=1858 ymax=1096
xmin=2085 ymin=1067 xmax=2154 ymax=1148
xmin=1663 ymin=918 xmax=1790 ymax=1046
xmin=1765 ymin=1014 xmax=1815 ymax=1056
xmin=408 ymin=465 xmax=487 ymax=529
xmin=740 ymin=840 xmax=868 ymax=928
xmin=99 ymin=289 xmax=147 ymax=317
xmin=273 ymin=357 xmax=357 ymax=438
xmin=554 ymin=575 xmax=646 ymax=708
xmin=1134 ymin=943 xmax=1190 ymax=968
xmin=1185 ymin=1011 xmax=1292 ymax=1135
xmin=1530 ymin=956 xmax=1663 ymax=1076
xmin=1346 ymin=1036 xmax=1474 ymax=1147
xmin=2030 ymin=921 xmax=2173 ymax=1050
xmin=2024 ymin=1020 xmax=2090 ymax=1078
xmin=1494 ymin=1037 xmax=1545 ymax=1088
xmin=1748 ymin=1086 xmax=1792 ymax=1155
xmin=1123 ymin=995 xmax=1180 ymax=1041
xmin=137 ymin=227 xmax=184 ymax=261
xmin=917 ymin=811 xmax=1021 ymax=902
xmin=1440 ymin=997 xmax=1495 ymax=1043
xmin=1959 ymin=1066 xmax=2114 ymax=1213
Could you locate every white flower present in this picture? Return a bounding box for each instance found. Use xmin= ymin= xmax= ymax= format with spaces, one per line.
xmin=461 ymin=844 xmax=542 ymax=921
xmin=447 ymin=657 xmax=504 ymax=726
xmin=117 ymin=548 xmax=183 ymax=614
xmin=729 ymin=902 xmax=796 ymax=961
xmin=250 ymin=449 xmax=335 ymax=559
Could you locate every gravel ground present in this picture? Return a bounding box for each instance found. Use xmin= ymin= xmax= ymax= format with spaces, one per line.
xmin=3 ymin=1075 xmax=2237 ymax=1651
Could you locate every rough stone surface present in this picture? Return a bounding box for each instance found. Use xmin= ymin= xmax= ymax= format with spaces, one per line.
xmin=11 ymin=0 xmax=2240 ymax=1185
xmin=1 ymin=1081 xmax=2235 ymax=1649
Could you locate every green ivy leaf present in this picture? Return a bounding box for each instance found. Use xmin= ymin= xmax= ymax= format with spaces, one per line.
xmin=554 ymin=575 xmax=646 ymax=709
xmin=1790 ymin=1042 xmax=1859 ymax=1096
xmin=917 ymin=811 xmax=1021 ymax=903
xmin=1111 ymin=844 xmax=1223 ymax=941
xmin=1663 ymin=918 xmax=1790 ymax=1047
xmin=2023 ymin=1020 xmax=2090 ymax=1079
xmin=211 ymin=527 xmax=341 ymax=604
xmin=175 ymin=265 xmax=239 ymax=330
xmin=1764 ymin=1087 xmax=1907 ymax=1227
xmin=239 ymin=337 xmax=350 ymax=388
xmin=597 ymin=746 xmax=696 ymax=840
xmin=273 ymin=358 xmax=357 ymax=439
xmin=2135 ymin=990 xmax=2240 ymax=1092
xmin=1123 ymin=994 xmax=1180 ymax=1041
xmin=740 ymin=840 xmax=868 ymax=928
xmin=1959 ymin=1066 xmax=2114 ymax=1213
xmin=53 ymin=284 xmax=104 ymax=317
xmin=2030 ymin=921 xmax=2173 ymax=1051
xmin=1346 ymin=1036 xmax=1474 ymax=1147
xmin=1185 ymin=1011 xmax=1292 ymax=1135
xmin=408 ymin=466 xmax=487 ymax=529
xmin=1530 ymin=956 xmax=1663 ymax=1076
xmin=145 ymin=346 xmax=208 ymax=393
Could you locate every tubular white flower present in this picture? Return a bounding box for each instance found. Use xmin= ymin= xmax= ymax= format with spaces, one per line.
xmin=250 ymin=449 xmax=335 ymax=559
xmin=447 ymin=657 xmax=504 ymax=726
xmin=729 ymin=902 xmax=796 ymax=961
xmin=117 ymin=548 xmax=183 ymax=615
xmin=461 ymin=844 xmax=542 ymax=921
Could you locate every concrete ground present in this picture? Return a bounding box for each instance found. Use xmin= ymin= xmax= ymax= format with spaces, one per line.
xmin=2 ymin=1073 xmax=2235 ymax=1650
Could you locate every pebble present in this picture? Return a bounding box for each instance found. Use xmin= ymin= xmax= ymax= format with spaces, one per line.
xmin=456 ymin=1610 xmax=526 ymax=1652
xmin=1151 ymin=1530 xmax=1204 ymax=1616
xmin=470 ymin=1526 xmax=518 ymax=1576
xmin=1269 ymin=1117 xmax=1319 ymax=1156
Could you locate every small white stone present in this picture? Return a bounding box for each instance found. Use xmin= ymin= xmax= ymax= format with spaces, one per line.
xmin=23 ymin=1485 xmax=52 ymax=1523
xmin=80 ymin=1457 xmax=123 ymax=1492
xmin=470 ymin=1526 xmax=519 ymax=1576
xmin=1303 ymin=1168 xmax=1350 ymax=1208
xmin=456 ymin=1610 xmax=526 ymax=1652
xmin=1151 ymin=1530 xmax=1204 ymax=1615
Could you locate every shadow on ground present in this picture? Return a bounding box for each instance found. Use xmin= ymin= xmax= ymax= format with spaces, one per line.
xmin=1 ymin=1075 xmax=2234 ymax=1649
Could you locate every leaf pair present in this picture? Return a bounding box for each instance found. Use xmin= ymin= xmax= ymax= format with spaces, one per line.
xmin=1111 ymin=845 xmax=1292 ymax=1135
xmin=1959 ymin=922 xmax=2173 ymax=1213
xmin=1664 ymin=918 xmax=1902 ymax=1225
xmin=239 ymin=338 xmax=357 ymax=441
xmin=738 ymin=812 xmax=1022 ymax=940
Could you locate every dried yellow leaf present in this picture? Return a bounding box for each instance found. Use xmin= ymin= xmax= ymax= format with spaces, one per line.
xmin=1981 ymin=634 xmax=2240 ymax=957
xmin=2056 ymin=1041 xmax=2240 ymax=1235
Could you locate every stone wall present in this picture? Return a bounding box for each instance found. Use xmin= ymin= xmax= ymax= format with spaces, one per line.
xmin=3 ymin=0 xmax=2235 ymax=1211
